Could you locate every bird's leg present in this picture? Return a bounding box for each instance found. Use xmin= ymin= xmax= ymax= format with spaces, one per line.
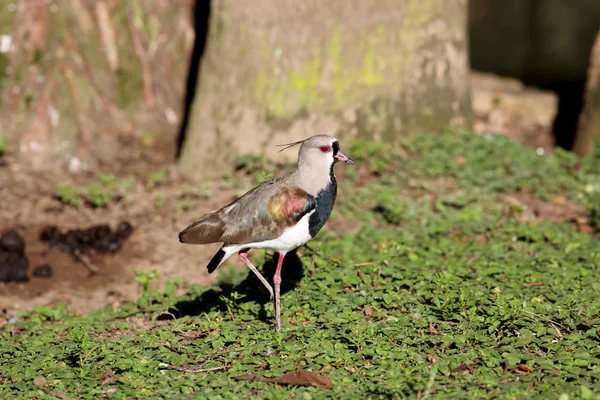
xmin=238 ymin=250 xmax=274 ymax=301
xmin=273 ymin=253 xmax=286 ymax=332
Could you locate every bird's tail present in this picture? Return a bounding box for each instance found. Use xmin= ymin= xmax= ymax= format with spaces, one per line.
xmin=207 ymin=246 xmax=227 ymax=274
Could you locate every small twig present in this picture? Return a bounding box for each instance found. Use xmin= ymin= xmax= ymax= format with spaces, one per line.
xmin=549 ymin=321 xmax=564 ymax=338
xmin=352 ymin=262 xmax=375 ymax=267
xmin=521 ymin=310 xmax=568 ymax=331
xmin=73 ymin=249 xmax=99 ymax=273
xmin=160 ymin=363 xmax=228 ymax=373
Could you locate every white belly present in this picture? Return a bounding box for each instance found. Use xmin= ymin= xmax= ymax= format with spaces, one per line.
xmin=239 ymin=211 xmax=314 ymax=254
xmin=215 ymin=211 xmax=315 ymax=269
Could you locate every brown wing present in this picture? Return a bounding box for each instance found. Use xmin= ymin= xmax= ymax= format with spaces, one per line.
xmin=178 ymin=177 xmax=315 ymax=245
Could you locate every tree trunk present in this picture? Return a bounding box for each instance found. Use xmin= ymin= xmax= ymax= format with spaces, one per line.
xmin=0 ymin=0 xmax=194 ymax=170
xmin=573 ymin=29 xmax=600 ymax=157
xmin=179 ymin=0 xmax=471 ymax=177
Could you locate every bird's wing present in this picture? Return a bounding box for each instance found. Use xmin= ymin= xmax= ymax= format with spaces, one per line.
xmin=178 ymin=177 xmax=316 ymax=245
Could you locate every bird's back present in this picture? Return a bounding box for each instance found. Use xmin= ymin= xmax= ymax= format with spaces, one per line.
xmin=178 ymin=174 xmax=316 ymax=245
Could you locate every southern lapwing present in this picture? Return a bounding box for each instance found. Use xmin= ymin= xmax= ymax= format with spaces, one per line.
xmin=178 ymin=135 xmax=354 ymax=331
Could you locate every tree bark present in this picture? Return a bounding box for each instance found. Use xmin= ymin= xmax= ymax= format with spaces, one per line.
xmin=573 ymin=29 xmax=600 ymax=157
xmin=0 ymin=0 xmax=194 ymax=170
xmin=179 ymin=0 xmax=471 ymax=177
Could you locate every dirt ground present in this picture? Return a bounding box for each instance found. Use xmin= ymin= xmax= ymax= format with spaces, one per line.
xmin=0 ymin=73 xmax=572 ymax=322
xmin=0 ymin=157 xmax=233 ymax=320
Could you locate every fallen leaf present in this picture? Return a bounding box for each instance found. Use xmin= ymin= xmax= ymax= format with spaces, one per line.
xmin=512 ymin=364 xmax=532 ymax=375
xmin=455 ymin=156 xmax=467 ymax=164
xmin=289 ymin=319 xmax=298 ymax=326
xmin=101 ymin=370 xmax=115 ymax=385
xmin=264 ymin=369 xmax=333 ymax=389
xmin=33 ymin=377 xmax=48 ymax=386
xmin=301 ymin=320 xmax=312 ymax=326
xmin=428 ymin=322 xmax=439 ymax=335
xmin=234 ymin=373 xmax=257 ymax=382
xmin=49 ymin=391 xmax=70 ymax=400
xmin=451 ymin=363 xmax=474 ymax=375
xmin=364 ymin=306 xmax=373 ymax=317
xmin=343 ymin=287 xmax=353 ymax=293
xmin=179 ymin=330 xmax=208 ymax=340
xmin=524 ymin=282 xmax=544 ymax=287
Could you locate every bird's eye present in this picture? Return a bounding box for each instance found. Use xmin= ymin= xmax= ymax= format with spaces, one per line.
xmin=319 ymin=146 xmax=331 ymax=153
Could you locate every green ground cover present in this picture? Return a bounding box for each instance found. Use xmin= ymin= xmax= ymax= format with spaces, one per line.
xmin=2 ymin=130 xmax=599 ymax=399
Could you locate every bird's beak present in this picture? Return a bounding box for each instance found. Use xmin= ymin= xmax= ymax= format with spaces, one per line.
xmin=334 ymin=152 xmax=355 ymax=164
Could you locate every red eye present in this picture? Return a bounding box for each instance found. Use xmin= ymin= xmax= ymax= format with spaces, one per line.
xmin=319 ymin=146 xmax=331 ymax=153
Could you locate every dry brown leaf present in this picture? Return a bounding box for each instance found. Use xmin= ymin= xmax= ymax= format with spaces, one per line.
xmin=512 ymin=364 xmax=532 ymax=375
xmin=33 ymin=377 xmax=48 ymax=386
xmin=301 ymin=320 xmax=312 ymax=326
xmin=344 ymin=287 xmax=353 ymax=293
xmin=451 ymin=363 xmax=474 ymax=375
xmin=364 ymin=306 xmax=374 ymax=317
xmin=48 ymin=391 xmax=71 ymax=400
xmin=289 ymin=319 xmax=298 ymax=326
xmin=524 ymin=281 xmax=544 ymax=287
xmin=264 ymin=369 xmax=333 ymax=389
xmin=428 ymin=322 xmax=439 ymax=335
xmin=234 ymin=373 xmax=258 ymax=382
xmin=101 ymin=370 xmax=115 ymax=385
xmin=454 ymin=156 xmax=467 ymax=164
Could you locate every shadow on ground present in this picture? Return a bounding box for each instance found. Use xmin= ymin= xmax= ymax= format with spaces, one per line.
xmin=169 ymin=250 xmax=304 ymax=324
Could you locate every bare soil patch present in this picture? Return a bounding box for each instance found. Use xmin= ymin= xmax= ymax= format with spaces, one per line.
xmin=500 ymin=191 xmax=588 ymax=224
xmin=0 ymin=154 xmax=237 ymax=321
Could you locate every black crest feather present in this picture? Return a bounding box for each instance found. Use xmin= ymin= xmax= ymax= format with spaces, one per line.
xmin=276 ymin=138 xmax=306 ymax=153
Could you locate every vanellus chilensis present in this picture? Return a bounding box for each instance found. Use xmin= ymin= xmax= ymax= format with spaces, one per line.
xmin=178 ymin=135 xmax=354 ymax=331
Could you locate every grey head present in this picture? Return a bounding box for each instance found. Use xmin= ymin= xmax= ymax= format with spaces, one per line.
xmin=297 ymin=134 xmax=354 ymax=168
xmin=283 ymin=134 xmax=354 ymax=195
xmin=280 ymin=135 xmax=354 ymax=196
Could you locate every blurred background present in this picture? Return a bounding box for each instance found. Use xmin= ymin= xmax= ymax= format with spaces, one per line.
xmin=0 ymin=0 xmax=599 ymax=313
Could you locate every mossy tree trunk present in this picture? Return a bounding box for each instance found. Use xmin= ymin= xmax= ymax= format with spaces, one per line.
xmin=0 ymin=0 xmax=194 ymax=170
xmin=573 ymin=29 xmax=600 ymax=157
xmin=179 ymin=0 xmax=471 ymax=177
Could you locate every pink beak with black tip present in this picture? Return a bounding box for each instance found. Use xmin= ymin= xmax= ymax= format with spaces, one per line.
xmin=334 ymin=152 xmax=354 ymax=164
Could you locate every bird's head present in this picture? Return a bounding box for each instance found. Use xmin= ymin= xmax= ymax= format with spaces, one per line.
xmin=279 ymin=135 xmax=354 ymax=172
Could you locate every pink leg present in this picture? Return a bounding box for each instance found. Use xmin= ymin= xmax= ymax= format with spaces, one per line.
xmin=238 ymin=250 xmax=274 ymax=300
xmin=273 ymin=253 xmax=286 ymax=332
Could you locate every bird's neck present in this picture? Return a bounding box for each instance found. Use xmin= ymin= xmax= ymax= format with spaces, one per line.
xmin=294 ymin=162 xmax=336 ymax=196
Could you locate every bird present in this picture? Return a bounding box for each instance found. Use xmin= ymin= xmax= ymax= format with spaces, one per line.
xmin=178 ymin=135 xmax=354 ymax=331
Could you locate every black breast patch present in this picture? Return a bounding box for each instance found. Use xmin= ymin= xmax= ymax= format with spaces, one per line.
xmin=308 ymin=177 xmax=337 ymax=237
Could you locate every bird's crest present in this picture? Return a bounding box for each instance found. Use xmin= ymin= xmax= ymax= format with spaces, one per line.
xmin=276 ymin=138 xmax=307 ymax=153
